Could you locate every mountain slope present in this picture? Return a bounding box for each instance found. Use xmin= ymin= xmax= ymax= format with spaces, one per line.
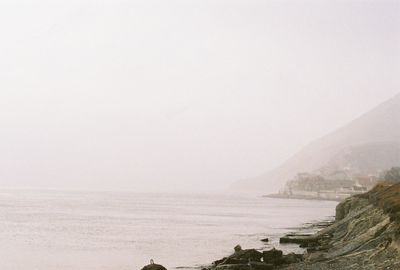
xmin=232 ymin=93 xmax=400 ymax=193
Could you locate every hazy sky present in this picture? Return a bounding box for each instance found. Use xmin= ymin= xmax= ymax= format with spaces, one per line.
xmin=0 ymin=0 xmax=399 ymax=192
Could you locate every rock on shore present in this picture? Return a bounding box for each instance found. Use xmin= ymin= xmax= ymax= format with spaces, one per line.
xmin=141 ymin=260 xmax=167 ymax=270
xmin=279 ymin=182 xmax=400 ymax=269
xmin=208 ymin=182 xmax=400 ymax=270
xmin=209 ymin=246 xmax=303 ymax=270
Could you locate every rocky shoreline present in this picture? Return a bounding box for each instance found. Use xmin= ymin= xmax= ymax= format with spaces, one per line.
xmin=205 ymin=183 xmax=400 ymax=270
xmin=141 ymin=183 xmax=400 ymax=270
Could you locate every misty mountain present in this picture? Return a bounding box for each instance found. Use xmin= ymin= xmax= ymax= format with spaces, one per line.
xmin=232 ymin=93 xmax=400 ymax=193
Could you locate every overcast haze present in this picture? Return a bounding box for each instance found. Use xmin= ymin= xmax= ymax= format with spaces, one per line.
xmin=0 ymin=0 xmax=399 ymax=192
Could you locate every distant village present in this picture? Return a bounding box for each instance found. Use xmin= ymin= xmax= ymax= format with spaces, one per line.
xmin=272 ymin=167 xmax=400 ymax=201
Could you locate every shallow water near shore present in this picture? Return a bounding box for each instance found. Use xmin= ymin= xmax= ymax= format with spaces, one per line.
xmin=0 ymin=189 xmax=337 ymax=270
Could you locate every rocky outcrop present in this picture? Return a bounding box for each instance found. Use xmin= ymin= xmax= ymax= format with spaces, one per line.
xmin=279 ymin=182 xmax=400 ymax=269
xmin=209 ymin=247 xmax=303 ymax=270
xmin=208 ymin=183 xmax=400 ymax=270
xmin=213 ymin=248 xmax=263 ymax=266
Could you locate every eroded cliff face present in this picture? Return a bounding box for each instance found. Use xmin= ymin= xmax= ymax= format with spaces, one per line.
xmin=209 ymin=184 xmax=400 ymax=270
xmin=281 ymin=183 xmax=400 ymax=270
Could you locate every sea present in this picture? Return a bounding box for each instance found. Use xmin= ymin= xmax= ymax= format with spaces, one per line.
xmin=0 ymin=189 xmax=337 ymax=270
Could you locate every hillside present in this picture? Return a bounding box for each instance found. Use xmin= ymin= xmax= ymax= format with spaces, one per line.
xmin=232 ymin=93 xmax=400 ymax=193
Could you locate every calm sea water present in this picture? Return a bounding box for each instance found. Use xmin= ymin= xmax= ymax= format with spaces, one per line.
xmin=0 ymin=189 xmax=337 ymax=270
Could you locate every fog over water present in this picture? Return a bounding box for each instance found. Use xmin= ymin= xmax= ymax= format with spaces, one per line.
xmin=0 ymin=190 xmax=337 ymax=270
xmin=1 ymin=0 xmax=399 ymax=192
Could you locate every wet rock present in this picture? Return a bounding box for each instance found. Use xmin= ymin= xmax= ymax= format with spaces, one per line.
xmin=219 ymin=258 xmax=243 ymax=265
xmin=248 ymin=262 xmax=274 ymax=270
xmin=213 ymin=258 xmax=227 ymax=266
xmin=281 ymin=253 xmax=303 ymax=264
xmin=227 ymin=249 xmax=262 ymax=263
xmin=260 ymin=238 xmax=269 ymax=243
xmin=214 ymin=247 xmax=263 ymax=266
xmin=262 ymin=248 xmax=283 ymax=265
xmin=215 ymin=262 xmax=273 ymax=270
xmin=279 ymin=234 xmax=316 ymax=245
xmin=232 ymin=249 xmax=263 ymax=262
xmin=215 ymin=264 xmax=249 ymax=270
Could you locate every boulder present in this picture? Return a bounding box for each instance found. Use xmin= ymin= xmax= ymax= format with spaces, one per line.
xmin=214 ymin=248 xmax=263 ymax=266
xmin=229 ymin=249 xmax=263 ymax=263
xmin=141 ymin=263 xmax=167 ymax=270
xmin=260 ymin=238 xmax=269 ymax=243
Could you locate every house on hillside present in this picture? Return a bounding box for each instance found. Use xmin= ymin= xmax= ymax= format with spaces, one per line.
xmin=355 ymin=175 xmax=379 ymax=190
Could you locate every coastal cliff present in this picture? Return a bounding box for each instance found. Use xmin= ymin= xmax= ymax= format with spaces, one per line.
xmin=209 ymin=182 xmax=400 ymax=270
xmin=280 ymin=182 xmax=400 ymax=269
